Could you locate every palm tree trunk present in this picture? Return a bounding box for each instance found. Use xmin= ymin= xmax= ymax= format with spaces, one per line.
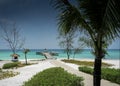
xmin=93 ymin=34 xmax=103 ymax=86
xmin=93 ymin=57 xmax=102 ymax=86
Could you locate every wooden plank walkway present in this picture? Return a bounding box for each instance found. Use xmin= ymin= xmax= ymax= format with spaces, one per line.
xmin=42 ymin=52 xmax=55 ymax=59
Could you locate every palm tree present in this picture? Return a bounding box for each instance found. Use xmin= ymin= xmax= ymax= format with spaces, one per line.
xmin=23 ymin=49 xmax=30 ymax=65
xmin=51 ymin=0 xmax=120 ymax=86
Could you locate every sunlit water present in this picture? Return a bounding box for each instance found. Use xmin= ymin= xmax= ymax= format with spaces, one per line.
xmin=0 ymin=49 xmax=119 ymax=60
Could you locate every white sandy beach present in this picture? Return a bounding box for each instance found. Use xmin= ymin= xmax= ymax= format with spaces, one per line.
xmin=102 ymin=59 xmax=120 ymax=68
xmin=82 ymin=59 xmax=120 ymax=69
xmin=0 ymin=59 xmax=119 ymax=86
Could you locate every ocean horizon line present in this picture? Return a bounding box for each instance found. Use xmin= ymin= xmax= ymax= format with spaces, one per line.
xmin=0 ymin=49 xmax=120 ymax=50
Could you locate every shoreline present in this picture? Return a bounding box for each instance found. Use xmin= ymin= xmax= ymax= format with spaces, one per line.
xmin=0 ymin=58 xmax=119 ymax=62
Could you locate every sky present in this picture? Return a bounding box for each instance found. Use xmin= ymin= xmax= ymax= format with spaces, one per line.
xmin=0 ymin=0 xmax=120 ymax=49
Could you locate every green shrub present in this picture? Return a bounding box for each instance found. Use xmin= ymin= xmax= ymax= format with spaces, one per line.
xmin=79 ymin=67 xmax=120 ymax=84
xmin=101 ymin=68 xmax=120 ymax=84
xmin=2 ymin=62 xmax=20 ymax=69
xmin=23 ymin=67 xmax=84 ymax=86
xmin=2 ymin=62 xmax=36 ymax=69
xmin=79 ymin=66 xmax=93 ymax=75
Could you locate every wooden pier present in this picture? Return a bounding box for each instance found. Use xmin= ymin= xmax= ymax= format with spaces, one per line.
xmin=36 ymin=52 xmax=57 ymax=59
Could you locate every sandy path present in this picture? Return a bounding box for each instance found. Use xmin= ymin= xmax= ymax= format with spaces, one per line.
xmin=0 ymin=61 xmax=55 ymax=86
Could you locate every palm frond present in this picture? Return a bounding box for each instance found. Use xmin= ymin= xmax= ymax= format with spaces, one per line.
xmin=102 ymin=0 xmax=120 ymax=40
xmin=51 ymin=0 xmax=120 ymax=53
xmin=78 ymin=0 xmax=120 ymax=40
xmin=78 ymin=0 xmax=108 ymax=30
xmin=51 ymin=0 xmax=94 ymax=36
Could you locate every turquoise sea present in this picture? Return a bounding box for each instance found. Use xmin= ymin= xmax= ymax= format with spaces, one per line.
xmin=0 ymin=49 xmax=119 ymax=60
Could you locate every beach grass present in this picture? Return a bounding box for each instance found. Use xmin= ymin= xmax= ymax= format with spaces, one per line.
xmin=0 ymin=68 xmax=19 ymax=80
xmin=62 ymin=59 xmax=113 ymax=67
xmin=79 ymin=66 xmax=120 ymax=84
xmin=23 ymin=67 xmax=84 ymax=86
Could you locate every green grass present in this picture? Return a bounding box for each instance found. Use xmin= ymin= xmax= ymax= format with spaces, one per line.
xmin=23 ymin=67 xmax=84 ymax=86
xmin=62 ymin=59 xmax=112 ymax=67
xmin=2 ymin=62 xmax=35 ymax=69
xmin=79 ymin=66 xmax=120 ymax=84
xmin=0 ymin=69 xmax=19 ymax=80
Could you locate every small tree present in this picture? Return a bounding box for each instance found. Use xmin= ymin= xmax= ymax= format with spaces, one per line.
xmin=73 ymin=42 xmax=84 ymax=59
xmin=0 ymin=21 xmax=24 ymax=61
xmin=73 ymin=48 xmax=82 ymax=59
xmin=58 ymin=31 xmax=74 ymax=59
xmin=23 ymin=49 xmax=30 ymax=65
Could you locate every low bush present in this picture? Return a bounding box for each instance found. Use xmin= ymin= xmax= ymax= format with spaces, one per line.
xmin=23 ymin=67 xmax=84 ymax=86
xmin=2 ymin=62 xmax=21 ymax=69
xmin=2 ymin=62 xmax=34 ymax=69
xmin=102 ymin=68 xmax=120 ymax=84
xmin=79 ymin=66 xmax=93 ymax=74
xmin=79 ymin=66 xmax=120 ymax=84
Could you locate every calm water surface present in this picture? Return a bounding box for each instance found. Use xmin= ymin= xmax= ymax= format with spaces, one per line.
xmin=0 ymin=49 xmax=119 ymax=60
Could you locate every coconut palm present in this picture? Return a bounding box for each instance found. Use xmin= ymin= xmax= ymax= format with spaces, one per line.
xmin=23 ymin=49 xmax=30 ymax=65
xmin=51 ymin=0 xmax=120 ymax=86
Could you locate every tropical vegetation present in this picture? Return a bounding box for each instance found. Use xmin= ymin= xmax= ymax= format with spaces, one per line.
xmin=51 ymin=0 xmax=120 ymax=86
